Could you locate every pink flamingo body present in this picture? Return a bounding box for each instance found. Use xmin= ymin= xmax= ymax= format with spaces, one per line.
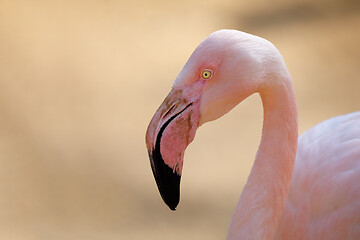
xmin=145 ymin=30 xmax=360 ymax=239
xmin=276 ymin=112 xmax=360 ymax=239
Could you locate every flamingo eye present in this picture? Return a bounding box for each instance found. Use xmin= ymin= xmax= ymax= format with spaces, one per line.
xmin=201 ymin=69 xmax=213 ymax=80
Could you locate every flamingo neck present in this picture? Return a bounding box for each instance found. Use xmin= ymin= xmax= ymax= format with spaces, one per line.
xmin=227 ymin=76 xmax=298 ymax=240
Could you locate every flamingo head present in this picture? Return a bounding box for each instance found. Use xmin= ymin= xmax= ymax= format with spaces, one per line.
xmin=146 ymin=30 xmax=280 ymax=210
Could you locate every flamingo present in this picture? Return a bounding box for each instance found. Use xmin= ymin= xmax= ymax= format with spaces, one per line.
xmin=145 ymin=29 xmax=360 ymax=239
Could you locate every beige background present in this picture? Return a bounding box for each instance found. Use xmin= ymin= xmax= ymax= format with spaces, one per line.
xmin=0 ymin=0 xmax=359 ymax=239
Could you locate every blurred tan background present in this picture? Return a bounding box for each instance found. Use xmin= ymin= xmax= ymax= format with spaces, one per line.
xmin=0 ymin=0 xmax=359 ymax=239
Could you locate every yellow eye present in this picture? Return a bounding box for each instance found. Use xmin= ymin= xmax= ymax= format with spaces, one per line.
xmin=201 ymin=69 xmax=213 ymax=80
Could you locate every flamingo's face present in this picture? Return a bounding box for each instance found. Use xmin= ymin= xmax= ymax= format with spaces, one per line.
xmin=146 ymin=30 xmax=263 ymax=210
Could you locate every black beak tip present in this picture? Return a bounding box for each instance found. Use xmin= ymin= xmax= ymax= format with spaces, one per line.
xmin=148 ymin=150 xmax=181 ymax=211
xmin=164 ymin=192 xmax=179 ymax=211
xmin=168 ymin=204 xmax=177 ymax=211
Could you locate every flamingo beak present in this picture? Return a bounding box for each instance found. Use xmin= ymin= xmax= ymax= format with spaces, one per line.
xmin=145 ymin=83 xmax=204 ymax=210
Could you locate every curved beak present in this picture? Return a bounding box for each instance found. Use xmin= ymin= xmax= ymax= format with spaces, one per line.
xmin=146 ymin=83 xmax=203 ymax=210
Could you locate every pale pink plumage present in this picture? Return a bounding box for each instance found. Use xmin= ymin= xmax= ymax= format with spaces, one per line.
xmin=275 ymin=112 xmax=360 ymax=239
xmin=146 ymin=29 xmax=360 ymax=239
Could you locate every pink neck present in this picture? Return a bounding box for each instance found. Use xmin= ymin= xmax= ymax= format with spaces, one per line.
xmin=227 ymin=77 xmax=298 ymax=239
